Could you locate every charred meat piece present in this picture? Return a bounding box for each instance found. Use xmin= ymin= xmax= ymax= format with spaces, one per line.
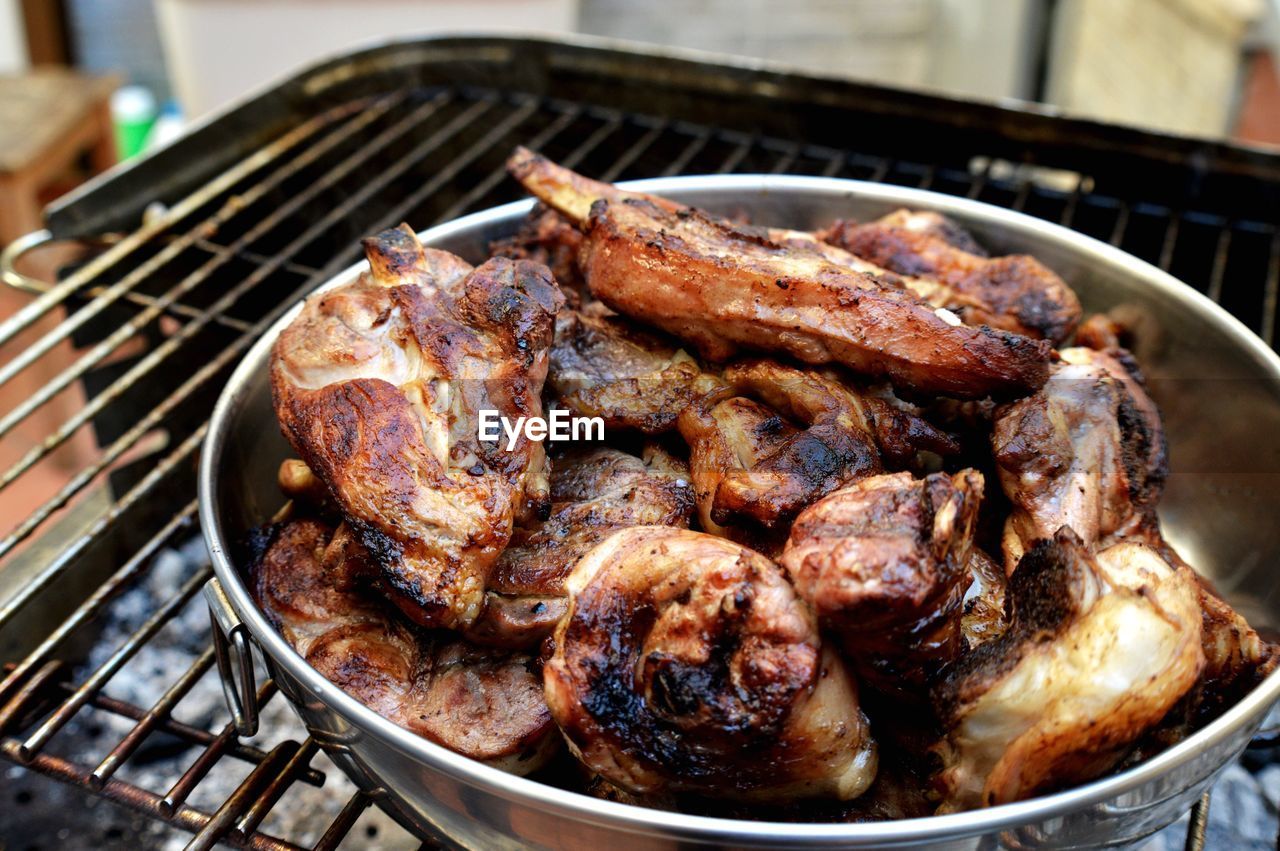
xmin=251 ymin=518 xmax=558 ymax=774
xmin=545 ymin=526 xmax=877 ymax=801
xmin=509 ymin=149 xmax=1052 ymax=399
xmin=933 ymin=530 xmax=1203 ymax=810
xmin=549 ymin=308 xmax=705 ymax=434
xmin=466 ymin=445 xmax=695 ymax=647
xmin=993 ymin=348 xmax=1277 ymax=725
xmin=821 ymin=209 xmax=1082 ymax=344
xmin=271 ymin=224 xmax=564 ymax=630
xmin=678 ymin=361 xmax=957 ymax=536
xmin=992 ymin=346 xmax=1167 ymax=571
xmin=491 ymin=203 xmax=588 ymax=304
xmin=780 ymin=470 xmax=983 ymax=699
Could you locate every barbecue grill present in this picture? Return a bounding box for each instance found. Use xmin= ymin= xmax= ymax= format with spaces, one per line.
xmin=1 ymin=35 xmax=1279 ymax=849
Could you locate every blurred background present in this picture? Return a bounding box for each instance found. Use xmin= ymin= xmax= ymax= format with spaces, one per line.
xmin=2 ymin=0 xmax=1278 ymax=534
xmin=0 ymin=0 xmax=1278 ymax=155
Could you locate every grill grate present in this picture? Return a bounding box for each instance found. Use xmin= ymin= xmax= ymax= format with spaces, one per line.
xmin=1 ymin=54 xmax=1278 ymax=850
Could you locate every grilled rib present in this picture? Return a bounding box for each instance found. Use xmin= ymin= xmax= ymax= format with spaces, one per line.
xmin=508 ymin=148 xmax=1052 ymax=399
xmin=271 ymin=224 xmax=564 ymax=630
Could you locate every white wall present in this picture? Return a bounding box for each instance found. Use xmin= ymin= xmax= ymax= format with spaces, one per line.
xmin=153 ymin=0 xmax=579 ymax=117
xmin=0 ymin=0 xmax=29 ymax=74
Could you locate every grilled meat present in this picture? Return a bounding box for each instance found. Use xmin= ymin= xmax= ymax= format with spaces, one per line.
xmin=548 ymin=308 xmax=706 ymax=434
xmin=466 ymin=444 xmax=695 ymax=647
xmin=821 ymin=210 xmax=1082 ymax=343
xmin=491 ymin=203 xmax=588 ymax=304
xmin=544 ymin=526 xmax=877 ymax=801
xmin=992 ymin=346 xmax=1167 ymax=571
xmin=677 ymin=360 xmax=957 ymax=537
xmin=934 ymin=530 xmax=1204 ymax=810
xmin=271 ymin=225 xmax=564 ymax=630
xmin=251 ymin=517 xmax=558 ymax=774
xmin=993 ymin=346 xmax=1277 ymax=727
xmin=509 ymin=149 xmax=1052 ymax=399
xmin=781 ymin=470 xmax=983 ymax=698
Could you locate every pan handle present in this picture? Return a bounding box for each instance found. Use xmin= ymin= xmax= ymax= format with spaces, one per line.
xmin=204 ymin=578 xmax=260 ymax=737
xmin=1 ymin=230 xmax=55 ymax=295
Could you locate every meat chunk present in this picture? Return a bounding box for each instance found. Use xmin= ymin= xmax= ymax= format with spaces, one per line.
xmin=549 ymin=308 xmax=705 ymax=434
xmin=271 ymin=224 xmax=564 ymax=630
xmin=251 ymin=518 xmax=558 ymax=774
xmin=992 ymin=346 xmax=1167 ymax=571
xmin=509 ymin=148 xmax=1052 ymax=399
xmin=933 ymin=530 xmax=1203 ymax=809
xmin=678 ymin=361 xmax=958 ymax=537
xmin=466 ymin=445 xmax=695 ymax=647
xmin=780 ymin=470 xmax=984 ymax=699
xmin=544 ymin=526 xmax=877 ymax=801
xmin=490 ymin=203 xmax=588 ymax=304
xmin=821 ymin=209 xmax=1082 ymax=344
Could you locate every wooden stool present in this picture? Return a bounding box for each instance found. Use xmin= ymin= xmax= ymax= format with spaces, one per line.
xmin=0 ymin=69 xmax=119 ymax=543
xmin=0 ymin=68 xmax=119 ymax=246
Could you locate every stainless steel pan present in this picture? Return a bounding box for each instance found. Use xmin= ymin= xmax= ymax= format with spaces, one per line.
xmin=199 ymin=175 xmax=1280 ymax=849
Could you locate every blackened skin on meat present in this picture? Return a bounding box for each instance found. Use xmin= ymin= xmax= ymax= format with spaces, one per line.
xmin=548 ymin=307 xmax=706 ymax=434
xmin=780 ymin=470 xmax=984 ymax=700
xmin=933 ymin=530 xmax=1204 ymax=810
xmin=250 ymin=517 xmax=559 ymax=774
xmin=544 ymin=526 xmax=877 ymax=801
xmin=465 ymin=445 xmax=695 ymax=648
xmin=508 ymin=148 xmax=1052 ymax=399
xmin=820 ymin=210 xmax=1082 ymax=344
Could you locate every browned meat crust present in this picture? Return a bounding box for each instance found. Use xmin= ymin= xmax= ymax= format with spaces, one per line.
xmin=509 ymin=148 xmax=1052 ymax=399
xmin=821 ymin=210 xmax=1082 ymax=344
xmin=578 ymin=199 xmax=1051 ymax=399
xmin=466 ymin=445 xmax=694 ymax=647
xmin=548 ymin=308 xmax=705 ymax=434
xmin=251 ymin=517 xmax=558 ymax=773
xmin=781 ymin=470 xmax=983 ymax=699
xmin=677 ymin=361 xmax=959 ymax=536
xmin=544 ymin=526 xmax=877 ymax=801
xmin=271 ymin=225 xmax=564 ymax=630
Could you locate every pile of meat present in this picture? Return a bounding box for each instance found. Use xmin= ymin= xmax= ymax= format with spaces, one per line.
xmin=251 ymin=148 xmax=1277 ymax=819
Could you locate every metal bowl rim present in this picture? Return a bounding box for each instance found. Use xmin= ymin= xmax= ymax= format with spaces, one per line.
xmin=199 ymin=173 xmax=1280 ymax=845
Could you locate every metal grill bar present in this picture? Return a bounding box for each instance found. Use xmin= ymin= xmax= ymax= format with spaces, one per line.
xmin=0 ymin=96 xmax=404 ymax=445
xmin=0 ymin=98 xmax=376 ymax=356
xmin=20 ymin=566 xmax=211 ymax=757
xmin=0 ymin=92 xmax=448 ymax=494
xmin=0 ymin=74 xmax=1275 ymax=850
xmin=89 ymin=647 xmax=217 ymax=787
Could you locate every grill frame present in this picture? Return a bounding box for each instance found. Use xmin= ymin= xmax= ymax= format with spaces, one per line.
xmin=0 ymin=34 xmax=1278 ymax=849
